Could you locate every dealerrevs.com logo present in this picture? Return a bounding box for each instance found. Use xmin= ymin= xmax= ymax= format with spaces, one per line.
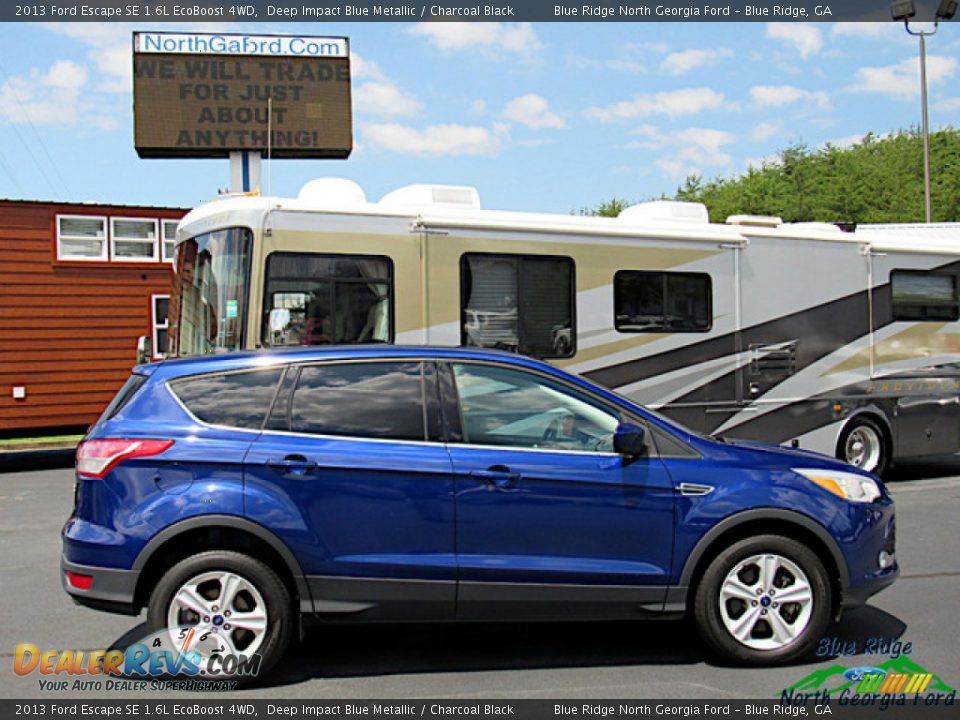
xmin=13 ymin=627 xmax=261 ymax=691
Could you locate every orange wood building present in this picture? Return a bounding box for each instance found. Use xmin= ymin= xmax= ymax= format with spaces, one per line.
xmin=0 ymin=200 xmax=186 ymax=435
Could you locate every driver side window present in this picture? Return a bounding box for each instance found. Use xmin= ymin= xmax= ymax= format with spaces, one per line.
xmin=452 ymin=363 xmax=621 ymax=452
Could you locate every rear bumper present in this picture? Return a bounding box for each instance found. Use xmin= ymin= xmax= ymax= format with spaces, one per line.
xmin=61 ymin=556 xmax=140 ymax=616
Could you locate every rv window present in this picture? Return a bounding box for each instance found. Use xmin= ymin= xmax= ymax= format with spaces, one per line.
xmin=262 ymin=253 xmax=393 ymax=346
xmin=891 ymin=270 xmax=960 ymax=322
xmin=614 ymin=271 xmax=711 ymax=333
xmin=460 ymin=254 xmax=575 ymax=359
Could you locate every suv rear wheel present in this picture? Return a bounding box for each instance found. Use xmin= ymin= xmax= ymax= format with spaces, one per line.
xmin=146 ymin=551 xmax=293 ymax=679
xmin=693 ymin=535 xmax=831 ymax=665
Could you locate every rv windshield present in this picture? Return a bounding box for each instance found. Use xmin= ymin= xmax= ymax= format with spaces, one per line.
xmin=170 ymin=227 xmax=252 ymax=357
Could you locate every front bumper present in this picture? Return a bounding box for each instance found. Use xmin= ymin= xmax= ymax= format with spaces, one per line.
xmin=839 ymin=503 xmax=898 ymax=610
xmin=61 ymin=556 xmax=140 ymax=616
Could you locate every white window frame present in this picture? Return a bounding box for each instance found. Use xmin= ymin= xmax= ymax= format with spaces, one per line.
xmin=162 ymin=219 xmax=179 ymax=264
xmin=56 ymin=214 xmax=108 ymax=261
xmin=152 ymin=294 xmax=170 ymax=360
xmin=110 ymin=217 xmax=159 ymax=263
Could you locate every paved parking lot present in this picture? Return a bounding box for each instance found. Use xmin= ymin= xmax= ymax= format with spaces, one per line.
xmin=1 ymin=458 xmax=958 ymax=700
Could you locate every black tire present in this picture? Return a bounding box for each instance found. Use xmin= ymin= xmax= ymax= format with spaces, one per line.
xmin=693 ymin=535 xmax=832 ymax=665
xmin=837 ymin=416 xmax=888 ymax=476
xmin=146 ymin=551 xmax=293 ymax=680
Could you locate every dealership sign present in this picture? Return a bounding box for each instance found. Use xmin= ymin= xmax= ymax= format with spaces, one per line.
xmin=132 ymin=32 xmax=352 ymax=159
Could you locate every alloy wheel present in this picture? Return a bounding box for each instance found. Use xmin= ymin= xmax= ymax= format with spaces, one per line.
xmin=718 ymin=553 xmax=814 ymax=651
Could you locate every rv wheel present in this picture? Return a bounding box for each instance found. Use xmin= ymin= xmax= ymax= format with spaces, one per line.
xmin=838 ymin=417 xmax=887 ymax=476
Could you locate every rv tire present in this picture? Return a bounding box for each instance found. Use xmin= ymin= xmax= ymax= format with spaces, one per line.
xmin=837 ymin=416 xmax=888 ymax=476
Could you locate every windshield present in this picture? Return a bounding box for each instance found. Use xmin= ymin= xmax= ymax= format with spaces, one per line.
xmin=169 ymin=227 xmax=252 ymax=356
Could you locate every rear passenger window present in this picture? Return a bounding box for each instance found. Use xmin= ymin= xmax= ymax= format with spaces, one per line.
xmin=290 ymin=362 xmax=425 ymax=441
xmin=171 ymin=368 xmax=284 ymax=429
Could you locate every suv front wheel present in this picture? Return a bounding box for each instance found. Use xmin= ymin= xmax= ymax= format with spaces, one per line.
xmin=693 ymin=535 xmax=832 ymax=665
xmin=146 ymin=551 xmax=293 ymax=680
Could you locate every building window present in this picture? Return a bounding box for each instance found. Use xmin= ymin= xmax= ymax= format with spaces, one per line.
xmin=262 ymin=253 xmax=393 ymax=346
xmin=56 ymin=215 xmax=108 ymax=261
xmin=891 ymin=270 xmax=960 ymax=321
xmin=111 ymin=217 xmax=158 ymax=261
xmin=162 ymin=220 xmax=178 ymax=263
xmin=614 ymin=271 xmax=712 ymax=333
xmin=460 ymin=254 xmax=575 ymax=359
xmin=152 ymin=294 xmax=170 ymax=359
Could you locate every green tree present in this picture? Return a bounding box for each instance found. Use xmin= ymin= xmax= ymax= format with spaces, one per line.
xmin=584 ymin=128 xmax=960 ymax=223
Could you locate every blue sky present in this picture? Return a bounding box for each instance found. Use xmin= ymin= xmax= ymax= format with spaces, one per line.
xmin=0 ymin=20 xmax=958 ymax=214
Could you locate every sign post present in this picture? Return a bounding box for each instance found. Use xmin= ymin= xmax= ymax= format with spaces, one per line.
xmin=229 ymin=151 xmax=262 ymax=193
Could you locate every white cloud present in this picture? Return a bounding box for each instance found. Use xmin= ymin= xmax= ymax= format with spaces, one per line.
xmin=630 ymin=125 xmax=736 ymax=178
xmin=750 ymin=121 xmax=781 ymax=141
xmin=353 ymin=81 xmax=423 ymax=118
xmin=502 ymin=94 xmax=565 ymax=129
xmin=934 ymin=97 xmax=960 ymax=112
xmin=656 ymin=159 xmax=689 ymax=178
xmin=750 ymin=85 xmax=831 ymax=110
xmin=408 ymin=22 xmax=543 ymax=56
xmin=766 ymin=23 xmax=823 ymax=59
xmin=824 ymin=133 xmax=866 ymax=149
xmin=0 ymin=59 xmax=116 ymax=130
xmin=660 ymin=48 xmax=733 ymax=75
xmin=745 ymin=154 xmax=782 ymax=170
xmin=43 ymin=60 xmax=88 ymax=90
xmin=350 ymin=53 xmax=387 ymax=81
xmin=831 ymin=22 xmax=900 ymax=38
xmin=584 ymin=87 xmax=728 ymax=122
xmin=850 ymin=56 xmax=958 ymax=99
xmin=361 ymin=122 xmax=507 ymax=156
xmin=349 ymin=51 xmax=422 ymax=119
xmin=568 ymin=55 xmax=645 ymax=74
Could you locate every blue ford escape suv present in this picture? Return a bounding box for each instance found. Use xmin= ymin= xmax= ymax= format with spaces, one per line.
xmin=62 ymin=346 xmax=898 ymax=674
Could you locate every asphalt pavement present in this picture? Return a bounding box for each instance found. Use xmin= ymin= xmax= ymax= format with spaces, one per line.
xmin=1 ymin=459 xmax=958 ymax=700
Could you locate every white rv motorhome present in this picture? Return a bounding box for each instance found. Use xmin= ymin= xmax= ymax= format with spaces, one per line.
xmin=167 ymin=179 xmax=960 ymax=475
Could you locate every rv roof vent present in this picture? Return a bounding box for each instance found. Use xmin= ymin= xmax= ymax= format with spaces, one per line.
xmin=618 ymin=200 xmax=709 ymax=224
xmin=785 ymin=222 xmax=846 ymax=234
xmin=298 ymin=178 xmax=367 ymax=207
xmin=379 ymin=184 xmax=481 ymax=210
xmin=725 ymin=214 xmax=783 ymax=228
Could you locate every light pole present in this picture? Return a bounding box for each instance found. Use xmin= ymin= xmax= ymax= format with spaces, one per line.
xmin=891 ymin=0 xmax=957 ymax=223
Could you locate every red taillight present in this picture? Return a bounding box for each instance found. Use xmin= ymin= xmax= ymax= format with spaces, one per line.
xmin=66 ymin=571 xmax=93 ymax=590
xmin=76 ymin=439 xmax=174 ymax=479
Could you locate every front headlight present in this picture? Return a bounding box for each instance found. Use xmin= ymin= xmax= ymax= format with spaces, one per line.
xmin=793 ymin=468 xmax=882 ymax=503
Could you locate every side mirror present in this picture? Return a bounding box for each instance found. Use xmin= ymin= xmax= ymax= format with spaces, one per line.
xmin=614 ymin=422 xmax=647 ymax=457
xmin=136 ymin=335 xmax=152 ymax=365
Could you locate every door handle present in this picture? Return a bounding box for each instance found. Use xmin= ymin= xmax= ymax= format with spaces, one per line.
xmin=470 ymin=465 xmax=520 ymax=489
xmin=266 ymin=454 xmax=317 ymax=476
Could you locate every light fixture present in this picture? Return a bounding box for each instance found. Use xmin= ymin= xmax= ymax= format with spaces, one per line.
xmin=890 ymin=0 xmax=916 ymax=21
